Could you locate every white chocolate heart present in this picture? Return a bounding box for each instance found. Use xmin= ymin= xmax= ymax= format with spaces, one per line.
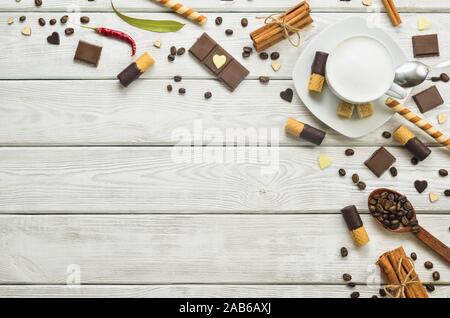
xmin=417 ymin=17 xmax=432 ymax=31
xmin=362 ymin=0 xmax=372 ymax=6
xmin=437 ymin=113 xmax=447 ymax=124
xmin=153 ymin=40 xmax=161 ymax=48
xmin=429 ymin=192 xmax=439 ymax=203
xmin=213 ymin=54 xmax=227 ymax=69
xmin=21 ymin=26 xmax=31 ymax=36
xmin=318 ymin=155 xmax=332 ymax=170
xmin=7 ymin=17 xmax=14 ymax=25
xmin=271 ymin=62 xmax=281 ymax=72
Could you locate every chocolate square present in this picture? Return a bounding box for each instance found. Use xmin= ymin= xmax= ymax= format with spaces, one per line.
xmin=412 ymin=85 xmax=444 ymax=113
xmin=74 ymin=40 xmax=102 ymax=66
xmin=412 ymin=34 xmax=439 ymax=58
xmin=220 ymin=60 xmax=249 ymax=91
xmin=189 ymin=33 xmax=216 ymax=61
xmin=364 ymin=147 xmax=396 ymax=178
xmin=204 ymin=47 xmax=233 ymax=75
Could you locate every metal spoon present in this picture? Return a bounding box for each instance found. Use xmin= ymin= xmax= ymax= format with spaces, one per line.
xmin=394 ymin=60 xmax=450 ymax=88
xmin=368 ymin=188 xmax=450 ymax=263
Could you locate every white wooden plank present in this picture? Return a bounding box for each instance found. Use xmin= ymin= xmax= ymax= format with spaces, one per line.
xmin=1 ymin=12 xmax=449 ymax=79
xmin=1 ymin=0 xmax=449 ymax=12
xmin=0 ymin=214 xmax=448 ymax=284
xmin=0 ymin=284 xmax=448 ymax=298
xmin=0 ymin=79 xmax=448 ymax=146
xmin=0 ymin=147 xmax=448 ymax=213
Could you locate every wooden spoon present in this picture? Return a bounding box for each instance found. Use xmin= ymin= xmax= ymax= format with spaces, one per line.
xmin=368 ymin=188 xmax=450 ymax=263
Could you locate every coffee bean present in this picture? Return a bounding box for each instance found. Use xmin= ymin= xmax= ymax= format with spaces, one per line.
xmin=176 ymin=47 xmax=185 ymax=56
xmin=167 ymin=84 xmax=173 ymax=92
xmin=270 ymin=52 xmax=280 ymax=60
xmin=241 ymin=18 xmax=248 ymax=27
xmin=259 ymin=52 xmax=269 ymax=60
xmin=259 ymin=76 xmax=270 ymax=84
xmin=338 ymin=168 xmax=346 ymax=177
xmin=242 ymin=51 xmax=250 ymax=58
xmin=243 ymin=47 xmax=253 ymax=54
xmin=215 ymin=17 xmax=223 ymax=25
xmin=167 ymin=54 xmax=175 ymax=62
xmin=80 ymin=16 xmax=90 ymax=24
xmin=445 ymin=189 xmax=450 ymax=196
xmin=343 ymin=273 xmax=352 ymax=281
xmin=372 ymin=295 xmax=378 ymax=298
xmin=60 ymin=15 xmax=68 ymax=24
xmin=350 ymin=292 xmax=360 ymax=298
xmin=441 ymin=73 xmax=450 ymax=82
xmin=389 ymin=166 xmax=398 ymax=177
xmin=340 ymin=247 xmax=348 ymax=257
xmin=424 ymin=261 xmax=433 ymax=269
xmin=431 ymin=76 xmax=440 ymax=82
xmin=345 ymin=148 xmax=354 ymax=156
xmin=38 ymin=18 xmax=45 ymax=26
xmin=411 ymin=225 xmax=420 ymax=234
xmin=432 ymin=271 xmax=440 ymax=281
xmin=379 ymin=288 xmax=387 ymax=297
xmin=411 ymin=157 xmax=419 ymax=165
xmin=170 ymin=46 xmax=177 ymax=56
xmin=439 ymin=169 xmax=448 ymax=177
xmin=357 ymin=181 xmax=366 ymax=190
xmin=64 ymin=27 xmax=74 ymax=36
xmin=204 ymin=91 xmax=212 ymax=99
xmin=174 ymin=75 xmax=182 ymax=82
xmin=351 ymin=173 xmax=359 ymax=184
xmin=425 ymin=284 xmax=435 ymax=292
xmin=35 ymin=0 xmax=42 ymax=7
xmin=178 ymin=88 xmax=186 ymax=95
xmin=410 ymin=252 xmax=417 ymax=261
xmin=382 ymin=131 xmax=391 ymax=139
xmin=19 ymin=16 xmax=26 ymax=22
xmin=49 ymin=19 xmax=56 ymax=25
xmin=347 ymin=282 xmax=356 ymax=288
xmin=225 ymin=29 xmax=233 ymax=36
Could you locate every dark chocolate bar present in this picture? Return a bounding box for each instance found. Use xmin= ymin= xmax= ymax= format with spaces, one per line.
xmin=364 ymin=147 xmax=396 ymax=178
xmin=341 ymin=205 xmax=363 ymax=231
xmin=412 ymin=34 xmax=439 ymax=58
xmin=412 ymin=85 xmax=444 ymax=113
xmin=189 ymin=33 xmax=249 ymax=91
xmin=405 ymin=138 xmax=431 ymax=161
xmin=311 ymin=51 xmax=328 ymax=75
xmin=74 ymin=40 xmax=102 ymax=67
xmin=299 ymin=123 xmax=326 ymax=146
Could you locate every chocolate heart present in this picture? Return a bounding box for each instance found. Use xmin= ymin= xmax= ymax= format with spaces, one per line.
xmin=414 ymin=180 xmax=428 ymax=193
xmin=280 ymin=88 xmax=293 ymax=103
xmin=47 ymin=32 xmax=60 ymax=45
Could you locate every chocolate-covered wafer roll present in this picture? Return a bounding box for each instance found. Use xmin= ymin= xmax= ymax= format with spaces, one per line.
xmin=285 ymin=118 xmax=326 ymax=146
xmin=117 ymin=52 xmax=155 ymax=87
xmin=393 ymin=125 xmax=431 ymax=161
xmin=308 ymin=51 xmax=328 ymax=93
xmin=341 ymin=205 xmax=369 ymax=246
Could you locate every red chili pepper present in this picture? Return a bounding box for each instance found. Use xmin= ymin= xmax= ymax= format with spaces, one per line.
xmin=82 ymin=26 xmax=136 ymax=56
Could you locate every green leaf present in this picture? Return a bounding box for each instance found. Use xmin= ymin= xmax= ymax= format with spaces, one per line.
xmin=112 ymin=2 xmax=185 ymax=33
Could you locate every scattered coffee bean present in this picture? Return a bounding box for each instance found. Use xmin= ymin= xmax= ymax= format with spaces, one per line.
xmin=215 ymin=16 xmax=223 ymax=25
xmin=225 ymin=29 xmax=233 ymax=36
xmin=241 ymin=18 xmax=248 ymax=27
xmin=390 ymin=167 xmax=398 ymax=177
xmin=176 ymin=47 xmax=185 ymax=56
xmin=424 ymin=261 xmax=433 ymax=269
xmin=19 ymin=16 xmax=26 ymax=22
xmin=38 ymin=18 xmax=46 ymax=26
xmin=49 ymin=19 xmax=56 ymax=25
xmin=431 ymin=76 xmax=440 ymax=82
xmin=441 ymin=73 xmax=449 ymax=82
xmin=270 ymin=52 xmax=280 ymax=60
xmin=167 ymin=54 xmax=175 ymax=62
xmin=242 ymin=51 xmax=250 ymax=58
xmin=347 ymin=282 xmax=356 ymax=288
xmin=60 ymin=15 xmax=68 ymax=24
xmin=80 ymin=16 xmax=90 ymax=24
xmin=439 ymin=169 xmax=448 ymax=177
xmin=340 ymin=247 xmax=348 ymax=257
xmin=425 ymin=283 xmax=435 ymax=292
xmin=178 ymin=88 xmax=186 ymax=95
xmin=445 ymin=189 xmax=450 ymax=196
xmin=170 ymin=46 xmax=177 ymax=56
xmin=167 ymin=84 xmax=173 ymax=92
xmin=259 ymin=52 xmax=269 ymax=60
xmin=259 ymin=76 xmax=270 ymax=84
xmin=351 ymin=173 xmax=359 ymax=184
xmin=35 ymin=0 xmax=42 ymax=7
xmin=357 ymin=181 xmax=367 ymax=190
xmin=410 ymin=252 xmax=417 ymax=261
xmin=432 ymin=271 xmax=440 ymax=281
xmin=339 ymin=168 xmax=346 ymax=177
xmin=379 ymin=288 xmax=387 ymax=297
xmin=345 ymin=148 xmax=354 ymax=156
xmin=343 ymin=273 xmax=352 ymax=281
xmin=350 ymin=292 xmax=360 ymax=298
xmin=64 ymin=27 xmax=74 ymax=36
xmin=411 ymin=157 xmax=419 ymax=165
xmin=204 ymin=91 xmax=212 ymax=99
xmin=243 ymin=47 xmax=253 ymax=54
xmin=372 ymin=295 xmax=378 ymax=298
xmin=382 ymin=131 xmax=391 ymax=139
xmin=174 ymin=75 xmax=182 ymax=82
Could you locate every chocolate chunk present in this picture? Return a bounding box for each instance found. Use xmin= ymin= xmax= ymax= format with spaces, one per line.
xmin=299 ymin=124 xmax=326 ymax=146
xmin=412 ymin=85 xmax=444 ymax=113
xmin=280 ymin=88 xmax=293 ymax=103
xmin=412 ymin=34 xmax=439 ymax=58
xmin=311 ymin=51 xmax=329 ymax=76
xmin=341 ymin=205 xmax=363 ymax=231
xmin=74 ymin=40 xmax=102 ymax=67
xmin=405 ymin=138 xmax=431 ymax=161
xmin=364 ymin=147 xmax=396 ymax=177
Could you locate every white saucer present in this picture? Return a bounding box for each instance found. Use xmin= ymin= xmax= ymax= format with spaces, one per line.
xmin=293 ymin=17 xmax=411 ymax=138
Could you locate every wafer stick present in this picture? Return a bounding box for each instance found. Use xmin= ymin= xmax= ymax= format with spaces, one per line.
xmin=152 ymin=0 xmax=207 ymax=25
xmin=385 ymin=98 xmax=450 ymax=150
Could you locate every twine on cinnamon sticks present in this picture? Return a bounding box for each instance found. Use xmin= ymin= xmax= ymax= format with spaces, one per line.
xmin=383 ymin=257 xmax=420 ymax=298
xmin=250 ymin=1 xmax=313 ymax=52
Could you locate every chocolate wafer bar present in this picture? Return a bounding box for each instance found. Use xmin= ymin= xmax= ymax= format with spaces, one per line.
xmin=393 ymin=125 xmax=431 ymax=161
xmin=189 ymin=33 xmax=249 ymax=91
xmin=285 ymin=118 xmax=326 ymax=146
xmin=341 ymin=205 xmax=369 ymax=246
xmin=308 ymin=51 xmax=328 ymax=93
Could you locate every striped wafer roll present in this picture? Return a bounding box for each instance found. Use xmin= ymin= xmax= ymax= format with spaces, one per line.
xmin=385 ymin=98 xmax=450 ymax=150
xmin=153 ymin=0 xmax=207 ymax=25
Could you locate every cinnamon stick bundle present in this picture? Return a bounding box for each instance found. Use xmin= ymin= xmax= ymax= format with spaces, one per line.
xmin=377 ymin=247 xmax=428 ymax=298
xmin=382 ymin=0 xmax=402 ymax=27
xmin=250 ymin=1 xmax=313 ymax=52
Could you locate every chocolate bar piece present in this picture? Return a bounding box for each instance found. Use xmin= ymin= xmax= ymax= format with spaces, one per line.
xmin=341 ymin=205 xmax=363 ymax=231
xmin=189 ymin=33 xmax=249 ymax=91
xmin=364 ymin=147 xmax=396 ymax=177
xmin=412 ymin=34 xmax=439 ymax=58
xmin=117 ymin=52 xmax=155 ymax=87
xmin=285 ymin=118 xmax=326 ymax=146
xmin=311 ymin=51 xmax=328 ymax=76
xmin=74 ymin=40 xmax=102 ymax=66
xmin=412 ymin=85 xmax=444 ymax=113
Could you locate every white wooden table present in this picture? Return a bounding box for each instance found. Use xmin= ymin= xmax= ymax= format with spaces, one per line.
xmin=0 ymin=0 xmax=448 ymax=298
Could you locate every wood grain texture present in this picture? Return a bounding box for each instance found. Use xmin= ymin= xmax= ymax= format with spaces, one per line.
xmin=1 ymin=13 xmax=449 ymax=80
xmin=1 ymin=0 xmax=449 ymax=12
xmin=0 ymin=284 xmax=448 ymax=298
xmin=0 ymin=214 xmax=448 ymax=284
xmin=0 ymin=80 xmax=448 ymax=146
xmin=0 ymin=147 xmax=448 ymax=213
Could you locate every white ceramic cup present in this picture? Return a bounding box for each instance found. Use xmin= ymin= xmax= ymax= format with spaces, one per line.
xmin=326 ymin=35 xmax=407 ymax=104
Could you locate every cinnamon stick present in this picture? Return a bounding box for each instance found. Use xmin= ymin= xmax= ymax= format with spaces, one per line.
xmin=382 ymin=0 xmax=402 ymax=27
xmin=397 ymin=247 xmax=428 ymax=298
